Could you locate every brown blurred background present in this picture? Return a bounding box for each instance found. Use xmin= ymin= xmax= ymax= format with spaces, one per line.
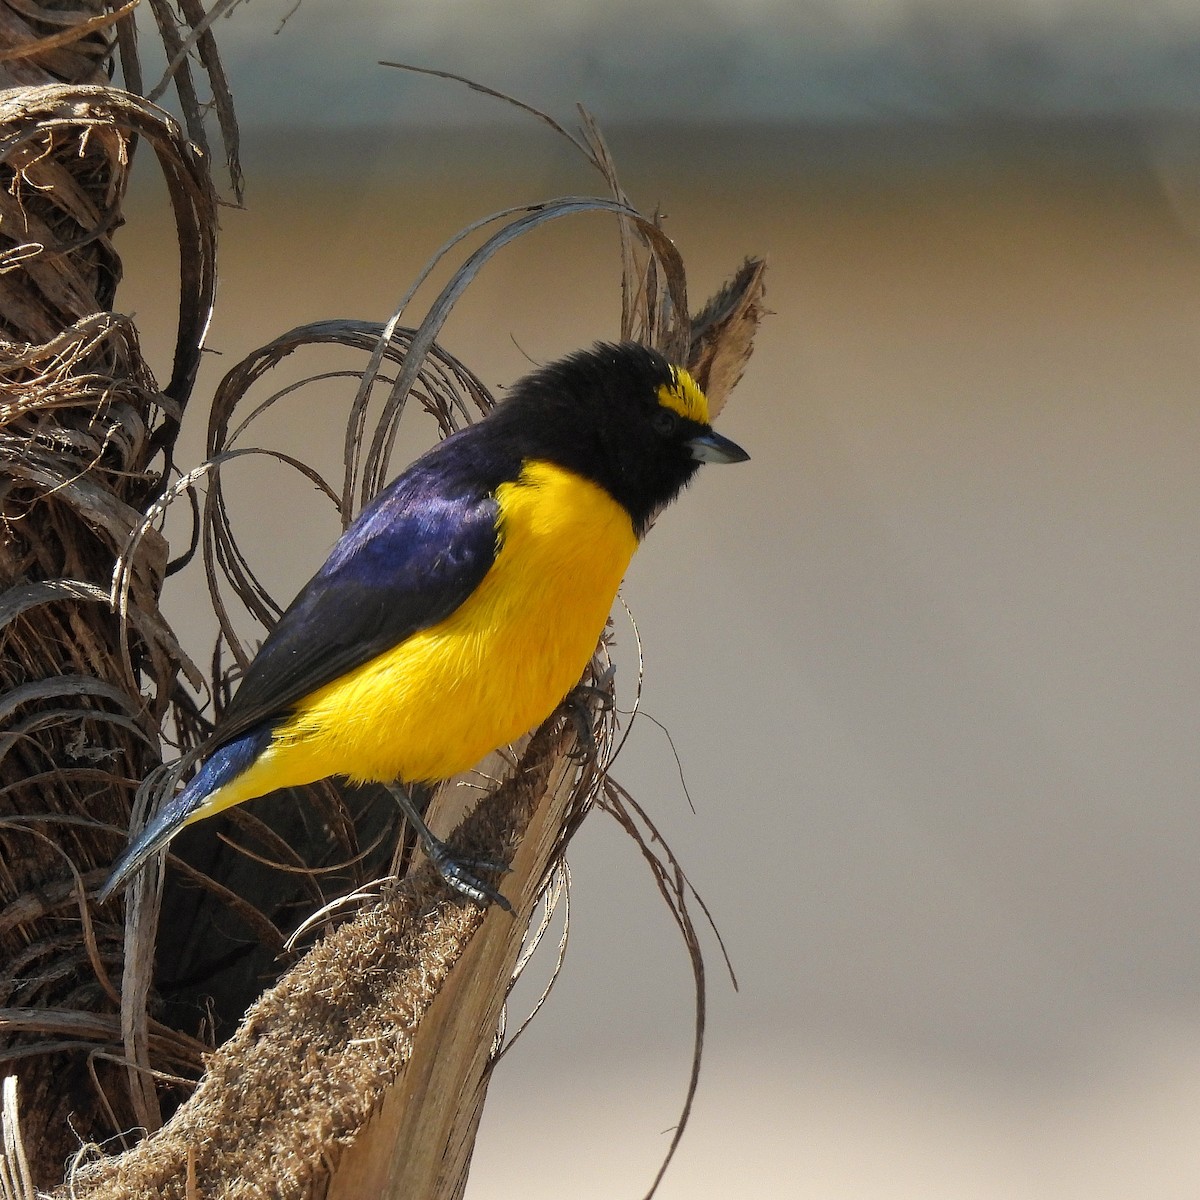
xmin=115 ymin=3 xmax=1200 ymax=1196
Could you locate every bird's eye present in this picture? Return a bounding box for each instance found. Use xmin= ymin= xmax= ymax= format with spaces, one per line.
xmin=652 ymin=408 xmax=678 ymax=436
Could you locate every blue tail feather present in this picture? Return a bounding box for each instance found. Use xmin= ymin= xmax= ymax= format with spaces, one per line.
xmin=97 ymin=722 xmax=275 ymax=903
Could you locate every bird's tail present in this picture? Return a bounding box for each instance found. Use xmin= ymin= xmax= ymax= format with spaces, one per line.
xmin=97 ymin=722 xmax=275 ymax=904
xmin=96 ymin=770 xmax=207 ymax=904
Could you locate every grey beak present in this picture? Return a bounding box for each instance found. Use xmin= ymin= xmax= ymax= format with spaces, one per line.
xmin=687 ymin=428 xmax=750 ymax=464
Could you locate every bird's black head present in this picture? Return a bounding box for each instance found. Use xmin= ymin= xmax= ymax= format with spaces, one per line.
xmin=498 ymin=342 xmax=749 ymax=535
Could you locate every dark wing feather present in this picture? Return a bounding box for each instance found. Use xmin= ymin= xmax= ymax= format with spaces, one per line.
xmin=211 ymin=464 xmax=501 ymax=746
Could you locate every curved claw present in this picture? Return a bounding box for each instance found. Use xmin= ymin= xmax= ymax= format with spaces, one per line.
xmin=424 ymin=836 xmax=513 ymax=913
xmin=564 ymin=675 xmax=615 ymax=762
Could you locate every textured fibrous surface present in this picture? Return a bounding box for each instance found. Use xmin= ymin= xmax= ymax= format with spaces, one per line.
xmin=1 ymin=78 xmax=217 ymax=1182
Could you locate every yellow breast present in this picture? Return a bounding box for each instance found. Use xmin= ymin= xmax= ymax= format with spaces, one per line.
xmin=193 ymin=459 xmax=637 ymax=817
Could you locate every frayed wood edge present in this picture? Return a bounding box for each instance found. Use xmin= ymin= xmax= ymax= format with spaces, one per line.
xmin=322 ymin=736 xmax=584 ymax=1199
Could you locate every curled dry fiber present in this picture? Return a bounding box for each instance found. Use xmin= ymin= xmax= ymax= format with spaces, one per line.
xmin=1 ymin=81 xmax=216 ymax=1182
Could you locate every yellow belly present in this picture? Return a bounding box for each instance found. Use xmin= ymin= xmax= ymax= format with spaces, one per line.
xmin=188 ymin=459 xmax=636 ymax=821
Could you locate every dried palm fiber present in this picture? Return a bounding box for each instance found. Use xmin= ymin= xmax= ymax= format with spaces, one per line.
xmin=0 ymin=0 xmax=226 ymax=1175
xmin=0 ymin=0 xmax=119 ymax=91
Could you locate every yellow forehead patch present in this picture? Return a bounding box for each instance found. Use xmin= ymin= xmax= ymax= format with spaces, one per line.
xmin=657 ymin=366 xmax=710 ymax=425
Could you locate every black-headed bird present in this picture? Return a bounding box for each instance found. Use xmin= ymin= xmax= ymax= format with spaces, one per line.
xmin=99 ymin=342 xmax=749 ymax=910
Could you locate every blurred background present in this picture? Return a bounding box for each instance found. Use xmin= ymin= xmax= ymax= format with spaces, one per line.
xmin=116 ymin=2 xmax=1200 ymax=1196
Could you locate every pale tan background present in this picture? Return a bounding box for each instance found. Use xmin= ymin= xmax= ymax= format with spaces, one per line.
xmin=115 ymin=3 xmax=1200 ymax=1195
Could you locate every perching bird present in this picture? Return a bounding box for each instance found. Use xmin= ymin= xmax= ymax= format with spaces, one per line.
xmin=99 ymin=342 xmax=748 ymax=910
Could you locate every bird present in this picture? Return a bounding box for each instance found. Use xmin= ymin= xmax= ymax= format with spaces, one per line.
xmin=98 ymin=341 xmax=749 ymax=910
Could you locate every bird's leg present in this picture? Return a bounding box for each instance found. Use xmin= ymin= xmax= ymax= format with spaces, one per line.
xmin=387 ymin=782 xmax=513 ymax=913
xmin=564 ymin=663 xmax=616 ymax=761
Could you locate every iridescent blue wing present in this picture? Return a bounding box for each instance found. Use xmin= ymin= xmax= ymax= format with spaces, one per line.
xmin=212 ymin=456 xmax=502 ymax=745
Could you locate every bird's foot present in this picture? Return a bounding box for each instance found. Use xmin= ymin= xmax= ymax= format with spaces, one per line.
xmin=423 ymin=835 xmax=514 ymax=912
xmin=564 ymin=666 xmax=616 ymax=761
xmin=387 ymin=783 xmax=513 ymax=913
